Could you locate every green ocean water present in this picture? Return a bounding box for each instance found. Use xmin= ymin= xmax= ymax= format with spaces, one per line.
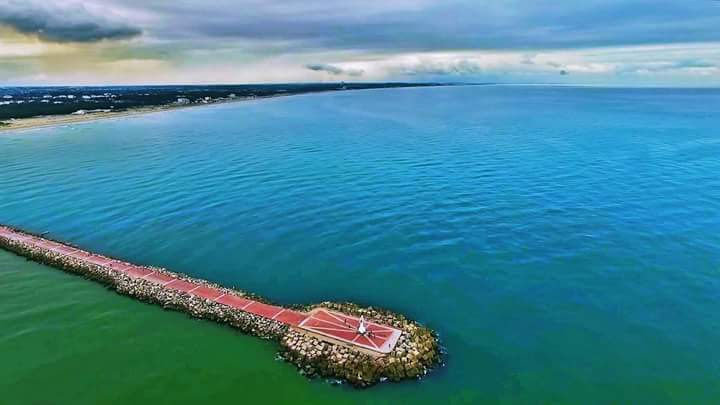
xmin=1 ymin=86 xmax=719 ymax=404
xmin=0 ymin=251 xmax=357 ymax=404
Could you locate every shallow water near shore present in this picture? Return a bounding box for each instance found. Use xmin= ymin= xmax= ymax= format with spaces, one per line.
xmin=1 ymin=86 xmax=720 ymax=404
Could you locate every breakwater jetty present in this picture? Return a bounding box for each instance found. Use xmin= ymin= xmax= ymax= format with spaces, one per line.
xmin=0 ymin=225 xmax=441 ymax=387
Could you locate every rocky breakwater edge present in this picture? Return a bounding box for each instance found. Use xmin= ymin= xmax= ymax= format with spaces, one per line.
xmin=0 ymin=228 xmax=443 ymax=388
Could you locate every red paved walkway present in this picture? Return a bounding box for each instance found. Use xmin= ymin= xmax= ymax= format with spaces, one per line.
xmin=0 ymin=226 xmax=401 ymax=354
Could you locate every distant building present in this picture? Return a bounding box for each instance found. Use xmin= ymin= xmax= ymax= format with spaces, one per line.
xmin=175 ymin=97 xmax=191 ymax=105
xmin=71 ymin=109 xmax=110 ymax=115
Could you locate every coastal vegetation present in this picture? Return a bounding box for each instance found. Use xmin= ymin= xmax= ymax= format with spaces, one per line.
xmin=0 ymin=83 xmax=442 ymax=122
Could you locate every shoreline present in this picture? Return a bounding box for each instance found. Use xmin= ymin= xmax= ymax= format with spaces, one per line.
xmin=0 ymin=93 xmax=290 ymax=133
xmin=0 ymin=84 xmax=453 ymax=133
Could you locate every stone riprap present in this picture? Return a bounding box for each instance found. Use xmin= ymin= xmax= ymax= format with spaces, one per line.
xmin=0 ymin=225 xmax=441 ymax=387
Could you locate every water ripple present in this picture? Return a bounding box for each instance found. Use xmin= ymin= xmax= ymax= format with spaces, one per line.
xmin=1 ymin=86 xmax=720 ymax=401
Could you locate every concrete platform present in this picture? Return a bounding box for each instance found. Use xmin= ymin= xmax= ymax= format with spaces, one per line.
xmin=298 ymin=308 xmax=402 ymax=354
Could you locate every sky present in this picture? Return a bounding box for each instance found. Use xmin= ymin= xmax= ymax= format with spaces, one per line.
xmin=0 ymin=0 xmax=719 ymax=86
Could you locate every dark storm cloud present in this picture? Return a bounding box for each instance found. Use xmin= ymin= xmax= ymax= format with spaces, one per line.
xmin=118 ymin=0 xmax=720 ymax=51
xmin=305 ymin=63 xmax=343 ymax=74
xmin=305 ymin=63 xmax=364 ymax=76
xmin=0 ymin=1 xmax=141 ymax=43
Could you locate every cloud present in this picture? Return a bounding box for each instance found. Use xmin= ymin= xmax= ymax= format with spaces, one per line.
xmin=520 ymin=54 xmax=537 ymax=65
xmin=305 ymin=63 xmax=343 ymax=74
xmin=101 ymin=0 xmax=720 ymax=52
xmin=398 ymin=59 xmax=487 ymax=76
xmin=615 ymin=58 xmax=717 ymax=74
xmin=305 ymin=63 xmax=364 ymax=76
xmin=1 ymin=1 xmax=720 ymax=85
xmin=0 ymin=0 xmax=141 ymax=43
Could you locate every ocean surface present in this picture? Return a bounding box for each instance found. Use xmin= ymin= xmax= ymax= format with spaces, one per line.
xmin=1 ymin=85 xmax=719 ymax=404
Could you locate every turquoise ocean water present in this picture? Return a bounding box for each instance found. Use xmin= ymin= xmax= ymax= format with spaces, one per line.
xmin=1 ymin=86 xmax=719 ymax=404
